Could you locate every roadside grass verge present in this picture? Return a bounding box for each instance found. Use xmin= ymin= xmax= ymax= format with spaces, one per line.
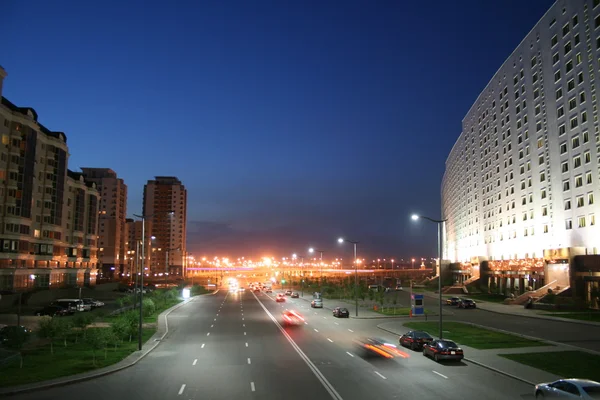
xmin=500 ymin=351 xmax=600 ymax=380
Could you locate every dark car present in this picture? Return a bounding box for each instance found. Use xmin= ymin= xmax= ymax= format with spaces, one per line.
xmin=354 ymin=337 xmax=402 ymax=359
xmin=446 ymin=297 xmax=461 ymax=306
xmin=285 ymin=290 xmax=293 ymax=296
xmin=399 ymin=330 xmax=434 ymax=350
xmin=458 ymin=299 xmax=477 ymax=309
xmin=291 ymin=292 xmax=299 ymax=298
xmin=0 ymin=325 xmax=32 ymax=347
xmin=35 ymin=305 xmax=72 ymax=317
xmin=332 ymin=307 xmax=349 ymax=318
xmin=423 ymin=339 xmax=464 ymax=362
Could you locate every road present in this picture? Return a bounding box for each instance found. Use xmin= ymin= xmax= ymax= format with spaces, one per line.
xmin=10 ymin=289 xmax=535 ymax=400
xmin=387 ymin=289 xmax=600 ymax=351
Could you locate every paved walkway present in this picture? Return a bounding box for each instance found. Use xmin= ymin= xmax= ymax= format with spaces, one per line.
xmin=377 ymin=319 xmax=567 ymax=385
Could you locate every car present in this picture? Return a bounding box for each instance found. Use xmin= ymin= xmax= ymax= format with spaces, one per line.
xmin=238 ymin=287 xmax=245 ymax=292
xmin=266 ymin=288 xmax=273 ymax=293
xmin=446 ymin=297 xmax=461 ymax=306
xmin=82 ymin=298 xmax=104 ymax=308
xmin=399 ymin=330 xmax=434 ymax=350
xmin=276 ymin=294 xmax=286 ymax=302
xmin=282 ymin=309 xmax=305 ymax=326
xmin=458 ymin=298 xmax=477 ymax=309
xmin=285 ymin=290 xmax=293 ymax=296
xmin=354 ymin=337 xmax=403 ymax=359
xmin=0 ymin=325 xmax=32 ymax=346
xmin=34 ymin=305 xmax=73 ymax=317
xmin=291 ymin=292 xmax=299 ymax=298
xmin=332 ymin=307 xmax=349 ymax=318
xmin=422 ymin=339 xmax=464 ymax=362
xmin=395 ymin=286 xmax=403 ymax=291
xmin=253 ymin=287 xmax=261 ymax=293
xmin=534 ymin=379 xmax=600 ymax=399
xmin=311 ymin=299 xmax=323 ymax=308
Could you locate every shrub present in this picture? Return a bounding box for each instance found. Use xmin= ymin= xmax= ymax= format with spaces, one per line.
xmin=142 ymin=298 xmax=156 ymax=317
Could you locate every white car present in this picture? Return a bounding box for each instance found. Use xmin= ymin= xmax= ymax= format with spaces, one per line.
xmin=535 ymin=379 xmax=600 ymax=399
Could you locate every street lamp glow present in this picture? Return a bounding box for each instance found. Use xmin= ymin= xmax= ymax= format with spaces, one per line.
xmin=411 ymin=214 xmax=419 ymax=221
xmin=308 ymin=248 xmax=314 ymax=253
xmin=337 ymin=237 xmax=344 ymax=243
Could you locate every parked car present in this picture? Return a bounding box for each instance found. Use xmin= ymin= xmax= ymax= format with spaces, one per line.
xmin=291 ymin=292 xmax=299 ymax=298
xmin=422 ymin=339 xmax=464 ymax=362
xmin=534 ymin=379 xmax=600 ymax=399
xmin=0 ymin=325 xmax=32 ymax=347
xmin=399 ymin=330 xmax=434 ymax=350
xmin=311 ymin=299 xmax=323 ymax=308
xmin=446 ymin=297 xmax=461 ymax=306
xmin=82 ymin=298 xmax=105 ymax=308
xmin=285 ymin=290 xmax=293 ymax=296
xmin=332 ymin=307 xmax=349 ymax=318
xmin=34 ymin=305 xmax=73 ymax=317
xmin=52 ymin=299 xmax=86 ymax=312
xmin=458 ymin=298 xmax=477 ymax=309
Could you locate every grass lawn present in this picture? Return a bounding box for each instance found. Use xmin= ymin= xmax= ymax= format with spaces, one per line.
xmin=403 ymin=321 xmax=546 ymax=349
xmin=500 ymin=351 xmax=600 ymax=381
xmin=541 ymin=312 xmax=600 ymax=322
xmin=462 ymin=293 xmax=507 ymax=303
xmin=374 ymin=307 xmax=432 ymax=316
xmin=0 ymin=328 xmax=155 ymax=388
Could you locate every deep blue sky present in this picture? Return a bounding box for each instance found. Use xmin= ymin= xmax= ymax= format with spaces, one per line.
xmin=0 ymin=0 xmax=554 ymax=261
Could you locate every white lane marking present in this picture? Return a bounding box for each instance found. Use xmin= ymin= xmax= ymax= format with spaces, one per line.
xmin=245 ymin=342 xmax=248 ymax=347
xmin=374 ymin=371 xmax=387 ymax=380
xmin=433 ymin=370 xmax=448 ymax=379
xmin=243 ymin=324 xmax=245 ymax=327
xmin=250 ymin=382 xmax=255 ymax=392
xmin=346 ymin=352 xmax=354 ymax=358
xmin=334 ymin=322 xmax=339 ymax=325
xmin=304 ymin=321 xmax=308 ymax=325
xmin=201 ymin=343 xmax=205 ymax=348
xmin=206 ymin=332 xmax=210 ymax=336
xmin=242 ymin=318 xmax=244 ymax=320
xmin=314 ymin=329 xmax=319 ymax=332
xmin=210 ymin=324 xmax=213 ymax=328
xmin=192 ymin=359 xmax=197 ymax=365
xmin=348 ymin=329 xmax=354 ymax=333
xmin=178 ymin=384 xmax=186 ymax=395
xmin=247 ymin=358 xmax=251 ymax=364
xmin=252 ymin=292 xmax=344 ymax=400
xmin=216 ymin=314 xmax=219 ymax=316
xmin=214 ymin=318 xmax=217 ymax=321
xmin=327 ymin=338 xmax=334 ymax=343
xmin=244 ymin=332 xmax=247 ymax=335
xmin=323 ymin=317 xmax=327 ymax=319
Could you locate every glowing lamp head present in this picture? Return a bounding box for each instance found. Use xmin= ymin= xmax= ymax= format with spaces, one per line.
xmin=308 ymin=248 xmax=314 ymax=253
xmin=411 ymin=214 xmax=419 ymax=221
xmin=337 ymin=238 xmax=344 ymax=243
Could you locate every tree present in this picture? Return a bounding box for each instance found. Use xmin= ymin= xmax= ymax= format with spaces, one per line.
xmin=121 ymin=310 xmax=139 ymax=342
xmin=73 ymin=313 xmax=95 ymax=341
xmin=111 ymin=317 xmax=129 ymax=348
xmin=368 ymin=290 xmax=375 ymax=302
xmin=38 ymin=317 xmax=60 ymax=354
xmin=2 ymin=326 xmax=30 ymax=368
xmin=142 ymin=298 xmax=156 ymax=317
xmin=57 ymin=319 xmax=73 ymax=347
xmin=392 ymin=294 xmax=398 ymax=313
xmin=86 ymin=329 xmax=109 ymax=366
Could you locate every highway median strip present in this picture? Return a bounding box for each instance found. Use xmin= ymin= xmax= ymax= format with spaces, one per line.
xmin=403 ymin=321 xmax=547 ymax=349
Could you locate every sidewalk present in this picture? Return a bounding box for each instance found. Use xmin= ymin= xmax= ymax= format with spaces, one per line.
xmin=423 ymin=291 xmax=600 ymax=326
xmin=0 ymin=296 xmax=194 ymax=396
xmin=377 ymin=319 xmax=566 ymax=386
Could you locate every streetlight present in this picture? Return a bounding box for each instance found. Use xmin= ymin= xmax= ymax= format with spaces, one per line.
xmin=411 ymin=213 xmax=447 ymax=339
xmin=133 ymin=211 xmax=173 ymax=351
xmin=338 ymin=237 xmax=359 ymax=317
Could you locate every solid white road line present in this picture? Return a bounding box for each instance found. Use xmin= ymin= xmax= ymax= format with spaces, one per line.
xmin=206 ymin=332 xmax=210 ymax=336
xmin=348 ymin=329 xmax=354 ymax=333
xmin=248 ymin=358 xmax=251 ymax=364
xmin=178 ymin=384 xmax=186 ymax=395
xmin=334 ymin=322 xmax=339 ymax=325
xmin=346 ymin=352 xmax=354 ymax=358
xmin=243 ymin=323 xmax=245 ymax=327
xmin=193 ymin=359 xmax=197 ymax=365
xmin=314 ymin=329 xmax=319 ymax=332
xmin=323 ymin=317 xmax=327 ymax=319
xmin=327 ymin=338 xmax=334 ymax=343
xmin=250 ymin=382 xmax=256 ymax=392
xmin=245 ymin=342 xmax=249 ymax=347
xmin=242 ymin=317 xmax=244 ymax=320
xmin=374 ymin=372 xmax=387 ymax=380
xmin=252 ymin=292 xmax=344 ymax=400
xmin=433 ymin=371 xmax=448 ymax=379
xmin=201 ymin=343 xmax=205 ymax=348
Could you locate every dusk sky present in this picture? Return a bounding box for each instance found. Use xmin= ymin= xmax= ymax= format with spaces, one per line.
xmin=0 ymin=0 xmax=554 ymax=261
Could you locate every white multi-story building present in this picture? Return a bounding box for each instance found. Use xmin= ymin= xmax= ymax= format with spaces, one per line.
xmin=442 ymin=0 xmax=600 ymax=300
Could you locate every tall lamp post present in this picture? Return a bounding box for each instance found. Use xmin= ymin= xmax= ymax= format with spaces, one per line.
xmin=164 ymin=246 xmax=180 ymax=288
xmin=411 ymin=214 xmax=447 ymax=339
xmin=133 ymin=211 xmax=173 ymax=351
xmin=337 ymin=238 xmax=359 ymax=317
xmin=308 ymin=248 xmax=325 ymax=288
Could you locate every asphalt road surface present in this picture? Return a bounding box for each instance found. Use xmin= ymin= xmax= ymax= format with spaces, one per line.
xmin=10 ymin=290 xmax=535 ymax=400
xmin=388 ymin=289 xmax=600 ymax=351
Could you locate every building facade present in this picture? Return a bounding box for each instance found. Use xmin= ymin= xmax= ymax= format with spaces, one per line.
xmin=125 ymin=218 xmax=142 ymax=278
xmin=81 ymin=168 xmax=127 ymax=279
xmin=441 ymin=0 xmax=600 ymax=303
xmin=0 ymin=67 xmax=100 ymax=291
xmin=143 ymin=176 xmax=187 ymax=277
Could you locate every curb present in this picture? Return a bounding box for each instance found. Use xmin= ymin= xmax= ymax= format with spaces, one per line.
xmin=0 ymin=293 xmax=206 ymax=397
xmin=376 ymin=325 xmax=537 ymax=386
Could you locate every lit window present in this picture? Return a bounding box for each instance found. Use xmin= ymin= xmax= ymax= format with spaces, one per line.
xmin=578 ymin=217 xmax=586 ymax=228
xmin=589 ymin=193 xmax=595 ymax=205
